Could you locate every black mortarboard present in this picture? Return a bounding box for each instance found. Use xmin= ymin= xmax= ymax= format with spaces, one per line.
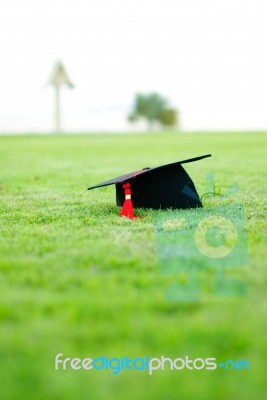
xmin=88 ymin=154 xmax=211 ymax=218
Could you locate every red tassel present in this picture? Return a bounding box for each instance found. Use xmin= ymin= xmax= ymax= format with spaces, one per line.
xmin=119 ymin=182 xmax=135 ymax=219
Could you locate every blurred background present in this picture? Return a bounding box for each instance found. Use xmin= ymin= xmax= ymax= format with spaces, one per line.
xmin=0 ymin=0 xmax=267 ymax=133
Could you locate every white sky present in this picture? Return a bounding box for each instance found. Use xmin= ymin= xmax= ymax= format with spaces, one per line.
xmin=0 ymin=0 xmax=267 ymax=132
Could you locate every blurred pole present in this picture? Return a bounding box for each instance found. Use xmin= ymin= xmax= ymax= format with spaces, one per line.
xmin=55 ymin=84 xmax=61 ymax=133
xmin=47 ymin=61 xmax=74 ymax=133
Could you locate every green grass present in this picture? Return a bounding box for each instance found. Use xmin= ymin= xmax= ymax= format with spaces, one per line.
xmin=0 ymin=132 xmax=266 ymax=400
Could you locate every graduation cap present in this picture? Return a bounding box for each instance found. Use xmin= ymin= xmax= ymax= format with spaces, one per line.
xmin=88 ymin=154 xmax=211 ymax=219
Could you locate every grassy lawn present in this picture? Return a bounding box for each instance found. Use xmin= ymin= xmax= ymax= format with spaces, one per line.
xmin=0 ymin=132 xmax=266 ymax=400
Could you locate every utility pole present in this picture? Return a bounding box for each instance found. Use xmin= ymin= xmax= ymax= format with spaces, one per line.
xmin=48 ymin=61 xmax=74 ymax=133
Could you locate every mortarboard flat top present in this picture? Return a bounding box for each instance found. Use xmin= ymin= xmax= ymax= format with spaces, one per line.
xmin=88 ymin=154 xmax=211 ymax=190
xmin=88 ymin=154 xmax=211 ymax=210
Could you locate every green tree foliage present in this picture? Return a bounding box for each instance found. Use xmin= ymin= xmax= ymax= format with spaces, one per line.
xmin=158 ymin=107 xmax=178 ymax=127
xmin=128 ymin=92 xmax=178 ymax=128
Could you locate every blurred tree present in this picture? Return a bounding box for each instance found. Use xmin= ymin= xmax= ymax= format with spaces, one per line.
xmin=128 ymin=92 xmax=178 ymax=129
